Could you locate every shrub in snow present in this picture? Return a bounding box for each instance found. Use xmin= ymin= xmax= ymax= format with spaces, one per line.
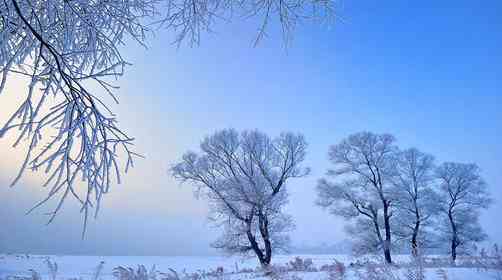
xmin=29 ymin=270 xmax=41 ymax=280
xmin=160 ymin=268 xmax=187 ymax=280
xmin=286 ymin=274 xmax=303 ymax=280
xmin=334 ymin=260 xmax=346 ymax=280
xmin=423 ymin=257 xmax=450 ymax=268
xmin=288 ymin=257 xmax=315 ymax=272
xmin=435 ymin=268 xmax=448 ymax=280
xmin=354 ymin=263 xmax=401 ymax=280
xmin=320 ymin=259 xmax=345 ymax=272
xmin=4 ymin=270 xmax=42 ymax=280
xmin=405 ymin=258 xmax=424 ymax=280
xmin=263 ymin=263 xmax=303 ymax=280
xmin=156 ymin=266 xmax=230 ymax=280
xmin=328 ymin=261 xmax=346 ymax=280
xmin=266 ymin=264 xmax=289 ymax=274
xmin=489 ymin=243 xmax=502 ymax=270
xmin=268 ymin=270 xmax=303 ymax=280
xmin=113 ymin=265 xmax=158 ymax=280
xmin=236 ymin=267 xmax=255 ymax=274
xmin=44 ymin=259 xmax=58 ymax=280
xmin=93 ymin=262 xmax=105 ymax=280
xmin=318 ymin=259 xmax=346 ymax=280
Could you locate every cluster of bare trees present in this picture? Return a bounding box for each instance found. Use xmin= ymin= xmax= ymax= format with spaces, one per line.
xmin=172 ymin=130 xmax=492 ymax=267
xmin=171 ymin=129 xmax=491 ymax=266
xmin=316 ymin=132 xmax=492 ymax=263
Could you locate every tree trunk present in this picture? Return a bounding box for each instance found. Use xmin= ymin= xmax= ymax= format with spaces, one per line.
xmin=447 ymin=209 xmax=458 ymax=263
xmin=451 ymin=239 xmax=457 ymax=263
xmin=258 ymin=213 xmax=272 ymax=267
xmin=383 ymin=201 xmax=393 ymax=264
xmin=411 ymin=185 xmax=421 ymax=258
xmin=370 ymin=212 xmax=391 ymax=264
xmin=411 ymin=239 xmax=418 ymax=258
xmin=383 ymin=245 xmax=392 ymax=264
xmin=246 ymin=227 xmax=267 ymax=267
xmin=245 ymin=214 xmax=274 ymax=269
xmin=411 ymin=219 xmax=420 ymax=257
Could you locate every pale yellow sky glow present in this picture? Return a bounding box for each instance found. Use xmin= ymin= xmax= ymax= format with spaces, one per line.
xmin=0 ymin=77 xmax=46 ymax=186
xmin=0 ymin=71 xmax=217 ymax=255
xmin=0 ymin=74 xmax=208 ymax=217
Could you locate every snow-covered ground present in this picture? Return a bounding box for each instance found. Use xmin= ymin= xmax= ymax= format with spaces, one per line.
xmin=0 ymin=254 xmax=499 ymax=280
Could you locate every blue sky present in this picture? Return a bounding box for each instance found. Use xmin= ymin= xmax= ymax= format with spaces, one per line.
xmin=0 ymin=0 xmax=501 ymax=255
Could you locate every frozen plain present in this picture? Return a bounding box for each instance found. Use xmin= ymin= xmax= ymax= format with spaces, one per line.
xmin=1 ymin=254 xmax=500 ymax=280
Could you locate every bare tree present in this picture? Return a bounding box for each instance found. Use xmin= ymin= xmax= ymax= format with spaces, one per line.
xmin=171 ymin=129 xmax=309 ymax=267
xmin=392 ymin=148 xmax=439 ymax=257
xmin=435 ymin=162 xmax=492 ymax=263
xmin=0 ymin=0 xmax=333 ymax=227
xmin=316 ymin=132 xmax=398 ymax=263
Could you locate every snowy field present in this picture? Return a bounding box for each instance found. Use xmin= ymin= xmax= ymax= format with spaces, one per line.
xmin=1 ymin=254 xmax=500 ymax=280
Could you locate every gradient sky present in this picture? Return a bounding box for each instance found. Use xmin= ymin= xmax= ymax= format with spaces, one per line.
xmin=1 ymin=0 xmax=501 ymax=256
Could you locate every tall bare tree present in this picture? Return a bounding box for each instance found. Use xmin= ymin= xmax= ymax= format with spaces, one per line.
xmin=393 ymin=148 xmax=439 ymax=257
xmin=0 ymin=0 xmax=333 ymax=227
xmin=435 ymin=162 xmax=492 ymax=263
xmin=316 ymin=132 xmax=398 ymax=263
xmin=171 ymin=129 xmax=309 ymax=267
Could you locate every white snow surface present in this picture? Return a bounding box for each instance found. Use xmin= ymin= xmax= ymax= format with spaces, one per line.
xmin=0 ymin=254 xmax=498 ymax=280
